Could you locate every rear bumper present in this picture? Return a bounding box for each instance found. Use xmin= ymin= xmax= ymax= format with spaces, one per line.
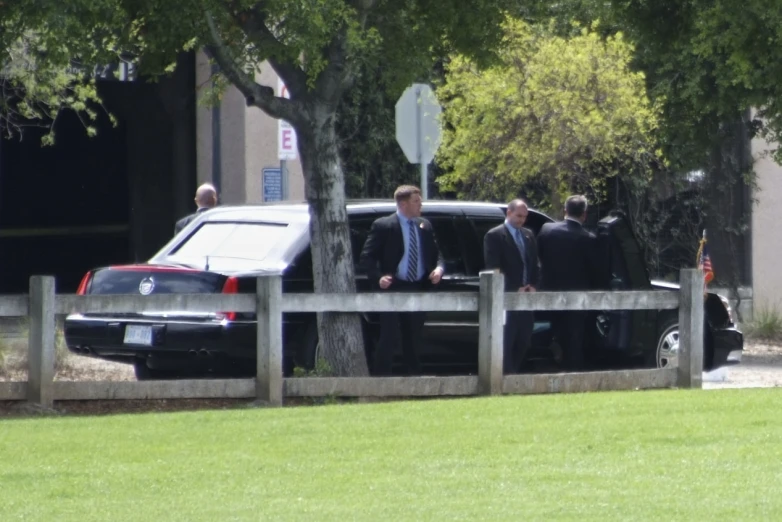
xmin=710 ymin=326 xmax=743 ymax=369
xmin=64 ymin=314 xmax=257 ymax=363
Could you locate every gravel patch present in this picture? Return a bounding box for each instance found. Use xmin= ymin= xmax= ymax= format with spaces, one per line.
xmin=703 ymin=342 xmax=782 ymax=389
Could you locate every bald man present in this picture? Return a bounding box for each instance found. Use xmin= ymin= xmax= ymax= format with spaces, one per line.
xmin=483 ymin=199 xmax=540 ymax=374
xmin=174 ymin=183 xmax=218 ymax=234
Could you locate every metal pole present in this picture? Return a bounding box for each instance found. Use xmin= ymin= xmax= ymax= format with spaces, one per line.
xmin=280 ymin=159 xmax=289 ymax=201
xmin=416 ymin=86 xmax=428 ymax=200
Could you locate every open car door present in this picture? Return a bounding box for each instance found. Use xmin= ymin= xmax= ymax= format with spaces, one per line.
xmin=592 ymin=213 xmax=657 ymax=360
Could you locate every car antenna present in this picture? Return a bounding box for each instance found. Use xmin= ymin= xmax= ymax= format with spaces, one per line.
xmin=205 ymin=256 xmax=210 ymax=271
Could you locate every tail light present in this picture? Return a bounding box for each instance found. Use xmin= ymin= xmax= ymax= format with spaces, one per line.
xmin=76 ymin=271 xmax=93 ymax=295
xmin=219 ymin=276 xmax=239 ymax=321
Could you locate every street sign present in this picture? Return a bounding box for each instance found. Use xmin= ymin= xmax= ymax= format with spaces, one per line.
xmin=395 ymin=83 xmax=442 ymax=199
xmin=277 ymin=78 xmax=298 ymax=160
xmin=263 ymin=168 xmax=283 ymax=202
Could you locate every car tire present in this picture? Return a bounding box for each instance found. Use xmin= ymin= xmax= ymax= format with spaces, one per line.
xmin=648 ymin=317 xmax=679 ymax=369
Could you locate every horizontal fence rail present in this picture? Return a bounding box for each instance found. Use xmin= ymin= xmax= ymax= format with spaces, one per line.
xmin=0 ymin=296 xmax=28 ymax=317
xmin=504 ymin=290 xmax=680 ymax=311
xmin=0 ymin=269 xmax=705 ymax=409
xmin=280 ymin=292 xmax=480 ymax=313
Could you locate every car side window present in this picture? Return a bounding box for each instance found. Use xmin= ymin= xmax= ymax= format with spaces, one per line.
xmin=454 ymin=218 xmax=484 ymax=276
xmin=428 ymin=216 xmax=468 ymax=276
xmin=469 ymin=217 xmax=505 ymax=270
xmin=285 ymin=247 xmax=312 ymax=280
xmin=349 ymin=216 xmax=375 ymax=275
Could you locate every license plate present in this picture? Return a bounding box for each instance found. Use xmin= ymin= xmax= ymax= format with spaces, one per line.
xmin=124 ymin=325 xmax=153 ymax=346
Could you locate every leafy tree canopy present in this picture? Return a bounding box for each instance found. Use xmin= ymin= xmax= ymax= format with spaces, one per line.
xmin=0 ymin=1 xmax=127 ymax=142
xmin=436 ymin=18 xmax=662 ymax=210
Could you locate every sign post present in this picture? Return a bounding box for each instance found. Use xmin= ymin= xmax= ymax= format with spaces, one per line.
xmin=395 ymin=83 xmax=442 ymax=199
xmin=277 ymin=78 xmax=295 ymax=201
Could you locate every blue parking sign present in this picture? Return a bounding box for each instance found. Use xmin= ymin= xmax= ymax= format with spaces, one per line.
xmin=263 ymin=168 xmax=283 ymax=202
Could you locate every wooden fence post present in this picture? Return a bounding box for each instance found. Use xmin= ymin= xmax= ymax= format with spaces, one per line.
xmin=28 ymin=276 xmax=56 ymax=408
xmin=678 ymin=269 xmax=704 ymax=389
xmin=478 ymin=270 xmax=504 ymax=395
xmin=256 ymin=275 xmax=283 ymax=406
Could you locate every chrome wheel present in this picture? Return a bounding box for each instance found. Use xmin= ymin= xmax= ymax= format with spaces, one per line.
xmin=656 ymin=325 xmax=679 ymax=368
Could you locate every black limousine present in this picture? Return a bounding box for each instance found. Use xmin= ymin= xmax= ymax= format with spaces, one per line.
xmin=64 ymin=201 xmax=743 ymax=379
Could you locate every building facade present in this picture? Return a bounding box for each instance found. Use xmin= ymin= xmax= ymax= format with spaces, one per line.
xmin=194 ymin=51 xmax=305 ymax=205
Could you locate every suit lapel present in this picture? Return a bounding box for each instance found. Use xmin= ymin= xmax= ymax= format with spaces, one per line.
xmin=391 ymin=214 xmax=404 ymax=254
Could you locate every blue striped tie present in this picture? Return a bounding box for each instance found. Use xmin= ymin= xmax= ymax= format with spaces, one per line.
xmin=515 ymin=228 xmax=528 ymax=286
xmin=407 ymin=220 xmax=419 ymax=281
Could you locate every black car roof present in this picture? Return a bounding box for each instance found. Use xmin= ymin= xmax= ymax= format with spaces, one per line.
xmin=192 ymin=200 xmax=545 ymax=222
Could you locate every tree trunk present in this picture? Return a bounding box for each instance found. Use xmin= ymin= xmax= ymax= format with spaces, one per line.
xmin=296 ymin=102 xmax=370 ymax=377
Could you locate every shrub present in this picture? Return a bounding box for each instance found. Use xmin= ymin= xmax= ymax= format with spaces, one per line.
xmin=745 ymin=302 xmax=782 ymax=343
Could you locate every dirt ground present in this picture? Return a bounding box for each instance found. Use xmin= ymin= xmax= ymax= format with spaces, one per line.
xmin=1 ymin=342 xmax=780 ymax=417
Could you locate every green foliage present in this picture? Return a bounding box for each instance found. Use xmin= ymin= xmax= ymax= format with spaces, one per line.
xmin=337 ymin=65 xmax=423 ymax=198
xmin=436 ymin=19 xmax=663 ymax=208
xmin=0 ymin=0 xmax=130 ymax=143
xmin=292 ymin=358 xmax=339 ymax=405
xmin=292 ymin=357 xmax=335 ymax=378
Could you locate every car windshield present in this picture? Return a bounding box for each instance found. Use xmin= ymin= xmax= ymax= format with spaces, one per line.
xmin=166 ymin=222 xmax=292 ymax=271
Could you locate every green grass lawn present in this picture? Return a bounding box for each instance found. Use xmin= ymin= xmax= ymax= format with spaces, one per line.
xmin=2 ymin=389 xmax=782 ymax=521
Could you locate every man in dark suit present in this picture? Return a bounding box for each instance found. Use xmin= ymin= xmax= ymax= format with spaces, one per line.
xmin=359 ymin=185 xmax=445 ymax=376
xmin=174 ymin=183 xmax=218 ymax=234
xmin=484 ymin=199 xmax=540 ymax=374
xmin=536 ymin=195 xmax=603 ymax=371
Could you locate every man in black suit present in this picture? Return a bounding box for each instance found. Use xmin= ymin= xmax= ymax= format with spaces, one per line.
xmin=536 ymin=195 xmax=602 ymax=371
xmin=174 ymin=183 xmax=218 ymax=234
xmin=484 ymin=199 xmax=540 ymax=374
xmin=359 ymin=185 xmax=445 ymax=376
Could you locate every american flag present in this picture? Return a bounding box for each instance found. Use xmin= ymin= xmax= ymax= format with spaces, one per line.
xmin=697 ymin=235 xmax=715 ymax=284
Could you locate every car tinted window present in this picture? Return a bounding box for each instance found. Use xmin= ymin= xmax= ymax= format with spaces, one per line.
xmin=285 ymin=216 xmax=375 ymax=280
xmin=428 ymin=217 xmax=467 ymax=275
xmin=349 ymin=217 xmax=375 ymax=274
xmin=454 ymin=218 xmax=484 ymax=276
xmin=285 ymin=247 xmax=312 ymax=280
xmin=168 ymin=222 xmax=289 ymax=270
xmin=469 ymin=217 xmax=504 ymax=270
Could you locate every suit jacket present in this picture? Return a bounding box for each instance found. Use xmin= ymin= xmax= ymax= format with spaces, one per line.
xmin=174 ymin=207 xmax=210 ymax=235
xmin=484 ymin=224 xmax=540 ymax=291
xmin=536 ymin=219 xmax=602 ymax=291
xmin=359 ymin=213 xmax=445 ymax=288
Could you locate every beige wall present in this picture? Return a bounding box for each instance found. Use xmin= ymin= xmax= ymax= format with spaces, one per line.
xmin=751 ymin=130 xmax=782 ymax=313
xmin=195 ymin=51 xmax=304 ymax=205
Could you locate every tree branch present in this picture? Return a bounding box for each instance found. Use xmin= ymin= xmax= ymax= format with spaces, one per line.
xmin=226 ymin=1 xmax=308 ymax=99
xmin=204 ymin=11 xmax=302 ymax=124
xmin=349 ymin=0 xmax=377 ymax=29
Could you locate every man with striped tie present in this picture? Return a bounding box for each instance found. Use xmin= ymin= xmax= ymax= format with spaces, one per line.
xmin=359 ymin=185 xmax=445 ymax=376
